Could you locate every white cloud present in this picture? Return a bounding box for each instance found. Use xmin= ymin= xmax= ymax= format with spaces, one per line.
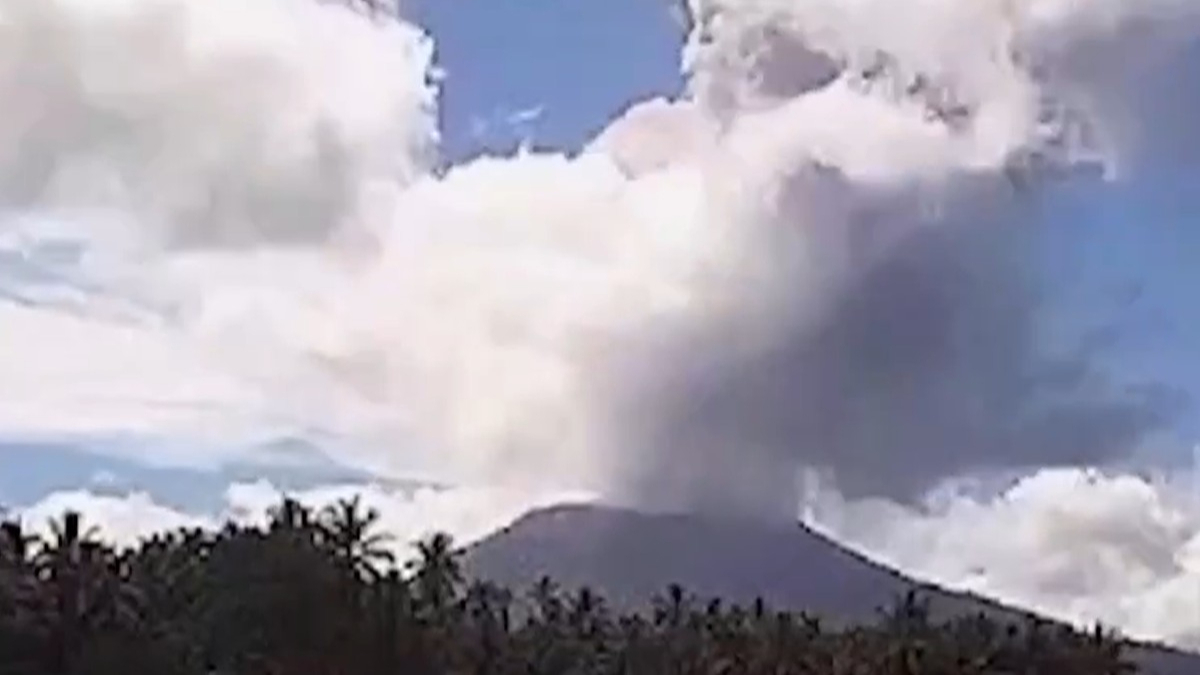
xmin=0 ymin=302 xmax=267 ymax=444
xmin=468 ymin=105 xmax=545 ymax=145
xmin=14 ymin=479 xmax=594 ymax=556
xmin=506 ymin=105 xmax=545 ymax=126
xmin=222 ymin=479 xmax=595 ymax=550
xmin=17 ymin=489 xmax=215 ymax=546
xmin=807 ymin=467 xmax=1200 ymax=648
xmin=0 ymin=0 xmax=436 ymax=246
xmin=0 ymin=0 xmax=436 ymax=457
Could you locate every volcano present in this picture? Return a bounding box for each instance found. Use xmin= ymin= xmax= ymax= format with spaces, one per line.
xmin=463 ymin=503 xmax=1198 ymax=675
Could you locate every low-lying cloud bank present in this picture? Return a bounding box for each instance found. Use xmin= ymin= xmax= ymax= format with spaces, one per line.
xmin=14 ymin=481 xmax=593 ymax=564
xmin=806 ymin=466 xmax=1200 ymax=648
xmin=13 ymin=467 xmax=1200 ymax=649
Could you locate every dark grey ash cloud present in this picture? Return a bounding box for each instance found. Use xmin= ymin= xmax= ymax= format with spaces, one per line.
xmin=602 ymin=169 xmax=1185 ymax=515
xmin=590 ymin=2 xmax=1200 ymax=515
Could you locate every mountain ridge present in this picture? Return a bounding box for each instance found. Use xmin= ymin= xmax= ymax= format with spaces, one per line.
xmin=463 ymin=502 xmax=1199 ymax=675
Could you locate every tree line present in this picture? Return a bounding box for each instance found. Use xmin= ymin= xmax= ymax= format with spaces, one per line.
xmin=0 ymin=496 xmax=1137 ymax=674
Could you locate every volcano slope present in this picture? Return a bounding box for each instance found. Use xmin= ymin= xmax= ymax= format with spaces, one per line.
xmin=463 ymin=503 xmax=1198 ymax=675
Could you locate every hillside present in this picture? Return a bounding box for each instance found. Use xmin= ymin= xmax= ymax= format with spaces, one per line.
xmin=464 ymin=503 xmax=1199 ymax=675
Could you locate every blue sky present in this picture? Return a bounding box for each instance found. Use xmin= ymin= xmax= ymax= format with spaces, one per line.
xmin=1047 ymin=177 xmax=1200 ymax=443
xmin=2 ymin=0 xmax=1198 ymax=514
xmin=410 ymin=0 xmax=683 ymax=161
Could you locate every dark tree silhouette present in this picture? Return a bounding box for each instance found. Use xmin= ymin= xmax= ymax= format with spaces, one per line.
xmin=0 ymin=499 xmax=1144 ymax=675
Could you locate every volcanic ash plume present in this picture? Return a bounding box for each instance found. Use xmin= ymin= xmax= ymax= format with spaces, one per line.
xmin=0 ymin=0 xmax=1198 ymax=519
xmin=594 ymin=0 xmax=1200 ymax=514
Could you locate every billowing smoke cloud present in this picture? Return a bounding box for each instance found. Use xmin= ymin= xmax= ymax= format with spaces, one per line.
xmin=0 ymin=0 xmax=1198 ymax=521
xmin=598 ymin=0 xmax=1200 ymax=512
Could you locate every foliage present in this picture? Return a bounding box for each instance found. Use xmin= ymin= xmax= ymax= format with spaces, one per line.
xmin=0 ymin=497 xmax=1138 ymax=674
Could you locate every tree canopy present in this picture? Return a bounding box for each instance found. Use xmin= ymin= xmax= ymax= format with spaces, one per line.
xmin=0 ymin=496 xmax=1138 ymax=674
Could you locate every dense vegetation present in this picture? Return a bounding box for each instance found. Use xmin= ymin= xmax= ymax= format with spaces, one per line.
xmin=0 ymin=496 xmax=1136 ymax=674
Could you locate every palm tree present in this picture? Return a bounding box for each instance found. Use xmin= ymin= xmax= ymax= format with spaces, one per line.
xmin=408 ymin=531 xmax=463 ymax=619
xmin=528 ymin=575 xmax=563 ymax=626
xmin=0 ymin=519 xmax=44 ymax=671
xmin=0 ymin=519 xmax=39 ymax=611
xmin=38 ymin=510 xmax=94 ymax=668
xmin=35 ymin=511 xmax=141 ymax=672
xmin=267 ymin=496 xmax=313 ymax=535
xmin=653 ymin=583 xmax=691 ymax=629
xmin=567 ymin=585 xmax=606 ymax=639
xmin=42 ymin=511 xmax=97 ymax=562
xmin=125 ymin=529 xmax=211 ymax=669
xmin=0 ymin=520 xmax=37 ymax=565
xmin=462 ymin=579 xmax=514 ymax=673
xmin=318 ymin=496 xmax=394 ymax=582
xmin=368 ymin=566 xmax=413 ymax=669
